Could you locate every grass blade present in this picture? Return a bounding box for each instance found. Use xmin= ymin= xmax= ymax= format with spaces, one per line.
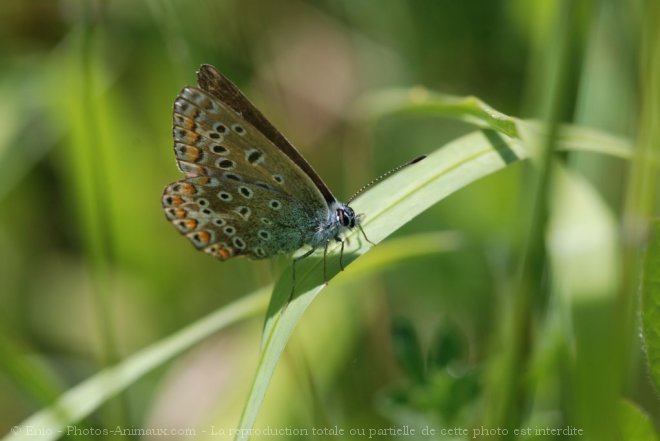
xmin=642 ymin=220 xmax=660 ymax=393
xmin=3 ymin=290 xmax=269 ymax=441
xmin=236 ymin=129 xmax=527 ymax=440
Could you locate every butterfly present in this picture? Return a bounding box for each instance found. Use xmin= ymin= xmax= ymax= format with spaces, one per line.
xmin=162 ymin=64 xmax=423 ymax=293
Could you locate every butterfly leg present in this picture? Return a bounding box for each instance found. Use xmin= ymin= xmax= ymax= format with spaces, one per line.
xmin=357 ymin=222 xmax=376 ymax=246
xmin=323 ymin=241 xmax=330 ymax=282
xmin=290 ymin=247 xmax=316 ymax=303
xmin=335 ymin=235 xmax=345 ymax=271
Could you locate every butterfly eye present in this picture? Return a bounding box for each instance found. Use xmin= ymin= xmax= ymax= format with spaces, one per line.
xmin=337 ymin=206 xmax=355 ymax=228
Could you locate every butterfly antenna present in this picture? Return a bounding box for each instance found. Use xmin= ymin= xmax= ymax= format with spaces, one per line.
xmin=346 ymin=155 xmax=427 ymax=204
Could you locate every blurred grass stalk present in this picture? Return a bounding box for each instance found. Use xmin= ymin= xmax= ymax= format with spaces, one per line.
xmin=54 ymin=11 xmax=129 ymax=428
xmin=486 ymin=1 xmax=659 ymax=439
xmin=485 ymin=0 xmax=614 ymax=438
xmin=623 ymin=0 xmax=660 ymax=373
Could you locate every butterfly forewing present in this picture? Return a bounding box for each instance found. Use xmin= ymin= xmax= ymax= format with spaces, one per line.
xmin=163 ymin=68 xmax=331 ymax=260
xmin=172 ymin=87 xmax=326 ymax=206
xmin=196 ymin=64 xmax=337 ymax=205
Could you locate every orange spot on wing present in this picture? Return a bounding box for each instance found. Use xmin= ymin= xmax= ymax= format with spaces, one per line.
xmin=196 ymin=230 xmax=211 ymax=245
xmin=167 ymin=195 xmax=185 ymax=206
xmin=183 ymin=219 xmax=197 ymax=229
xmin=178 ymin=182 xmax=196 ymax=195
xmin=183 ymin=117 xmax=195 ymax=130
xmin=178 ymin=146 xmax=201 ymax=163
xmin=179 ymin=162 xmax=205 ymax=177
xmin=203 ymin=244 xmax=233 ymax=260
xmin=166 ymin=208 xmax=187 ymax=219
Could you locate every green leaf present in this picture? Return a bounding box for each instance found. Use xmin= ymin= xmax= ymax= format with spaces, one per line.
xmin=427 ymin=321 xmax=467 ymax=370
xmin=391 ymin=317 xmax=426 ymax=384
xmin=355 ymin=89 xmax=520 ymax=138
xmin=642 ymin=219 xmax=660 ymax=393
xmin=3 ymin=290 xmax=270 ymax=441
xmin=357 ymin=88 xmax=634 ymax=160
xmin=236 ymin=129 xmax=528 ymax=440
xmin=236 ymin=123 xmax=633 ymax=440
xmin=3 ymin=230 xmax=457 ymax=441
xmin=618 ymin=399 xmax=660 ymax=441
xmin=546 ymin=165 xmax=620 ymax=437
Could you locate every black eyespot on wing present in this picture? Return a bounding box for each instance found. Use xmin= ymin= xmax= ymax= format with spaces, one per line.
xmin=247 ymin=150 xmax=263 ymax=164
xmin=224 ymin=173 xmax=242 ymax=181
xmin=269 ymin=200 xmax=281 ymax=210
xmin=211 ymin=144 xmax=228 ymax=154
xmin=218 ymin=159 xmax=234 ymax=169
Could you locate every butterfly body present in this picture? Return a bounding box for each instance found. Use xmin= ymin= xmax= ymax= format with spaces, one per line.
xmin=162 ymin=65 xmax=356 ymax=262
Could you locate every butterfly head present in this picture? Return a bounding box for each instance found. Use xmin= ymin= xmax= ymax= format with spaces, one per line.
xmin=336 ymin=204 xmax=356 ymax=229
xmin=331 ymin=202 xmax=374 ymax=248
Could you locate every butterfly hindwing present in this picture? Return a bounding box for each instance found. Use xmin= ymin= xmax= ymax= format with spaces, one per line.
xmin=162 ymin=176 xmax=312 ymax=260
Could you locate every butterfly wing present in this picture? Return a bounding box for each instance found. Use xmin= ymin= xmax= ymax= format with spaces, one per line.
xmin=162 ymin=176 xmax=311 ymax=260
xmin=162 ymin=67 xmax=332 ymax=260
xmin=171 ymin=86 xmax=327 ymax=209
xmin=196 ymin=64 xmax=337 ymax=205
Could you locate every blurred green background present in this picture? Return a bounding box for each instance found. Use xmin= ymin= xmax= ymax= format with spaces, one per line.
xmin=1 ymin=0 xmax=658 ymax=440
